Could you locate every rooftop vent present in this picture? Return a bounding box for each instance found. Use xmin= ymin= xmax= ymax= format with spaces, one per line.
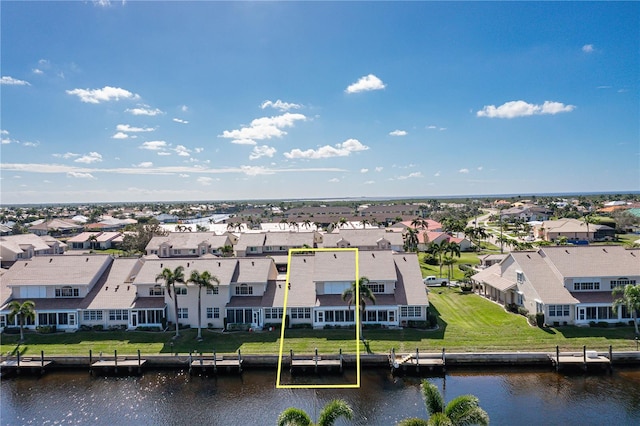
xmin=603 ymin=248 xmax=608 ymax=253
xmin=187 ymin=262 xmax=190 ymax=267
xmin=565 ymin=250 xmax=570 ymax=254
xmin=49 ymin=258 xmax=53 ymax=263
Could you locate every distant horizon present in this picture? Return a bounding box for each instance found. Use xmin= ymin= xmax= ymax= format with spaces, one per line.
xmin=3 ymin=189 xmax=639 ymax=208
xmin=2 ymin=2 xmax=638 ymax=205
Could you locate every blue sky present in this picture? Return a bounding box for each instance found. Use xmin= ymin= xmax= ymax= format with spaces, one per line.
xmin=1 ymin=1 xmax=638 ymax=204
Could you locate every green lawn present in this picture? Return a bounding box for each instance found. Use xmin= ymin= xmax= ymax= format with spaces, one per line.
xmin=2 ymin=288 xmax=637 ymax=356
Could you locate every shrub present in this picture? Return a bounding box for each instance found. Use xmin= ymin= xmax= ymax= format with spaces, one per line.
xmin=517 ymin=307 xmax=529 ymax=317
xmin=80 ymin=325 xmax=91 ymax=331
xmin=427 ymin=312 xmax=438 ymax=328
xmin=290 ymin=323 xmax=312 ymax=329
xmin=597 ymin=321 xmax=609 ymax=328
xmin=589 ymin=321 xmax=597 ymax=327
xmin=407 ymin=320 xmax=430 ymax=329
xmin=535 ymin=312 xmax=545 ymax=327
xmin=506 ymin=303 xmax=518 ymax=314
xmin=364 ymin=323 xmax=383 ymax=329
xmin=527 ymin=314 xmax=537 ymax=327
xmin=3 ymin=327 xmax=20 ymax=334
xmin=92 ymin=324 xmax=104 ymax=331
xmin=460 ymin=283 xmax=473 ymax=292
xmin=39 ymin=326 xmax=54 ymax=333
xmin=226 ymin=323 xmax=250 ymax=331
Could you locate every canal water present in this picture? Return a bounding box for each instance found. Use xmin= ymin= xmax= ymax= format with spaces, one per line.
xmin=1 ymin=368 xmax=639 ymax=425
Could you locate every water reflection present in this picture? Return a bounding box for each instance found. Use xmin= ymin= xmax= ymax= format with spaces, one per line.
xmin=2 ymin=368 xmax=639 ymax=425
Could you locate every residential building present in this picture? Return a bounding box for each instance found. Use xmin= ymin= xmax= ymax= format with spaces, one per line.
xmin=145 ymin=232 xmax=234 ymax=257
xmin=534 ymin=218 xmax=616 ymax=242
xmin=0 ymin=234 xmax=66 ymax=266
xmin=472 ymin=246 xmax=640 ymax=326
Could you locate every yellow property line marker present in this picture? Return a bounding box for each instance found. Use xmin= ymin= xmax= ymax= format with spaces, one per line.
xmin=276 ymin=247 xmax=361 ymax=389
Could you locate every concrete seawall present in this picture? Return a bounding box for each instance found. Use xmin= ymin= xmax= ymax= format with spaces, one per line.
xmin=6 ymin=351 xmax=640 ymax=371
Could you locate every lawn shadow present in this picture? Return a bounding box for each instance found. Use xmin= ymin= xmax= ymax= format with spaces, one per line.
xmin=556 ymin=326 xmax=636 ymax=340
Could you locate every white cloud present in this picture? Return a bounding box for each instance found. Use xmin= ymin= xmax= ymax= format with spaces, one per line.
xmin=345 ymin=74 xmax=386 ymax=93
xmin=220 ymin=112 xmax=306 ymax=145
xmin=582 ymin=44 xmax=594 ymax=53
xmin=33 ymin=69 xmax=44 ymax=75
xmin=434 ymin=171 xmax=440 ymax=177
xmin=179 ymin=173 xmax=190 ymax=178
xmin=140 ymin=141 xmax=167 ymax=151
xmin=260 ymin=99 xmax=302 ymax=111
xmin=360 ymin=168 xmax=369 ymax=173
xmin=477 ymin=166 xmax=483 ymax=171
xmin=66 ymin=86 xmax=140 ymax=103
xmin=174 ymin=145 xmax=191 ymax=157
xmin=375 ymin=167 xmax=383 ymax=172
xmin=135 ymin=162 xmax=153 ymax=168
xmin=439 ymin=127 xmax=447 ymax=131
xmin=112 ymin=132 xmax=129 ymax=139
xmin=364 ymin=180 xmax=375 ymax=185
xmin=194 ymin=147 xmax=204 ymax=153
xmin=427 ymin=125 xmax=437 ymax=129
xmin=181 ymin=105 xmax=189 ymax=112
xmin=157 ymin=151 xmax=171 ymax=156
xmin=250 ymin=145 xmax=277 ymax=160
xmin=476 ymin=100 xmax=576 ymax=118
xmin=22 ymin=141 xmax=40 ymax=147
xmin=459 ymin=168 xmax=469 ymax=174
xmin=284 ymin=138 xmax=369 ymax=160
xmin=240 ymin=165 xmax=275 ymax=176
xmin=116 ymin=124 xmax=155 ymax=133
xmin=67 ymin=171 xmax=95 ymax=179
xmin=125 ymin=105 xmax=163 ymax=116
xmin=397 ymin=172 xmax=423 ymax=180
xmin=389 ymin=130 xmax=407 ymax=136
xmin=1 ymin=76 xmax=31 ymax=86
xmin=197 ymin=177 xmax=213 ymax=186
xmin=75 ymin=152 xmax=103 ymax=164
xmin=1 ymin=130 xmax=8 ymax=135
xmin=53 ymin=152 xmax=80 ymax=159
xmin=328 ymin=178 xmax=340 ymax=183
xmin=173 ymin=118 xmax=189 ymax=124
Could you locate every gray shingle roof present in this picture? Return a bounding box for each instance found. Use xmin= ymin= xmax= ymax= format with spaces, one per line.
xmin=2 ymin=255 xmax=112 ymax=287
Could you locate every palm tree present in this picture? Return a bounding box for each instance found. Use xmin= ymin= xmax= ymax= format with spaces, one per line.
xmin=612 ymin=283 xmax=640 ymax=335
xmin=360 ymin=218 xmax=370 ymax=229
xmin=156 ymin=265 xmax=186 ymax=337
xmin=87 ymin=233 xmax=98 ymax=250
xmin=279 ymin=218 xmax=289 ymax=230
xmin=7 ymin=300 xmax=36 ymax=341
xmin=218 ymin=245 xmax=234 ymax=257
xmin=188 ymin=270 xmax=220 ymax=340
xmin=302 ymin=219 xmax=312 ymax=230
xmin=430 ymin=241 xmax=448 ymax=278
xmin=405 ymin=228 xmax=420 ymax=253
xmin=411 ymin=217 xmax=428 ymax=230
xmin=338 ymin=217 xmax=348 ymax=229
xmin=398 ymin=380 xmax=489 ymax=426
xmin=342 ymin=276 xmax=376 ymax=341
xmin=277 ymin=399 xmax=353 ymax=426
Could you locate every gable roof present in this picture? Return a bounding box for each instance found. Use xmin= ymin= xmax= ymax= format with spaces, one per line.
xmin=1 ymin=254 xmax=113 ymax=287
xmin=539 ymin=246 xmax=640 ymax=278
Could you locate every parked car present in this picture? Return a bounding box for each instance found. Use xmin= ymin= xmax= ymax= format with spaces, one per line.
xmin=423 ymin=276 xmax=448 ymax=287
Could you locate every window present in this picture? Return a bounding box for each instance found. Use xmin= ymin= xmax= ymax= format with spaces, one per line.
xmin=367 ymin=283 xmax=385 ymax=293
xmin=175 ymin=287 xmax=187 ymax=295
xmin=38 ymin=313 xmax=58 ymax=325
xmin=82 ymin=310 xmax=103 ymax=321
xmin=149 ymin=285 xmax=165 ymax=296
xmin=548 ymin=305 xmax=570 ymax=317
xmin=516 ymin=271 xmax=524 ymax=284
xmin=400 ymin=306 xmax=422 ymax=317
xmin=109 ymin=309 xmax=129 ymax=321
xmin=573 ymin=281 xmax=600 ymax=291
xmin=213 ymin=307 xmax=220 ymax=319
xmin=55 ymin=286 xmax=79 ymax=298
xmin=206 ymin=286 xmax=219 ymax=295
xmin=177 ymin=308 xmax=188 ymax=319
xmin=611 ymin=278 xmax=636 ymax=289
xmin=597 ymin=306 xmax=614 ymax=320
xmin=206 ymin=307 xmax=213 ymax=319
xmin=290 ymin=307 xmax=311 ymax=319
xmin=586 ymin=307 xmax=597 ymax=320
xmin=235 ymin=284 xmax=253 ymax=295
xmin=264 ymin=308 xmax=283 ymax=320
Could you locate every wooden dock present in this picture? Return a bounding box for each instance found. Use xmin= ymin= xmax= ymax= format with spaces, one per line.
xmin=289 ymin=349 xmax=343 ymax=374
xmin=189 ymin=350 xmax=243 ymax=375
xmin=390 ymin=348 xmax=446 ymax=374
xmin=90 ymin=350 xmax=146 ymax=375
xmin=550 ymin=346 xmax=612 ymax=373
xmin=0 ymin=351 xmax=53 ymax=377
